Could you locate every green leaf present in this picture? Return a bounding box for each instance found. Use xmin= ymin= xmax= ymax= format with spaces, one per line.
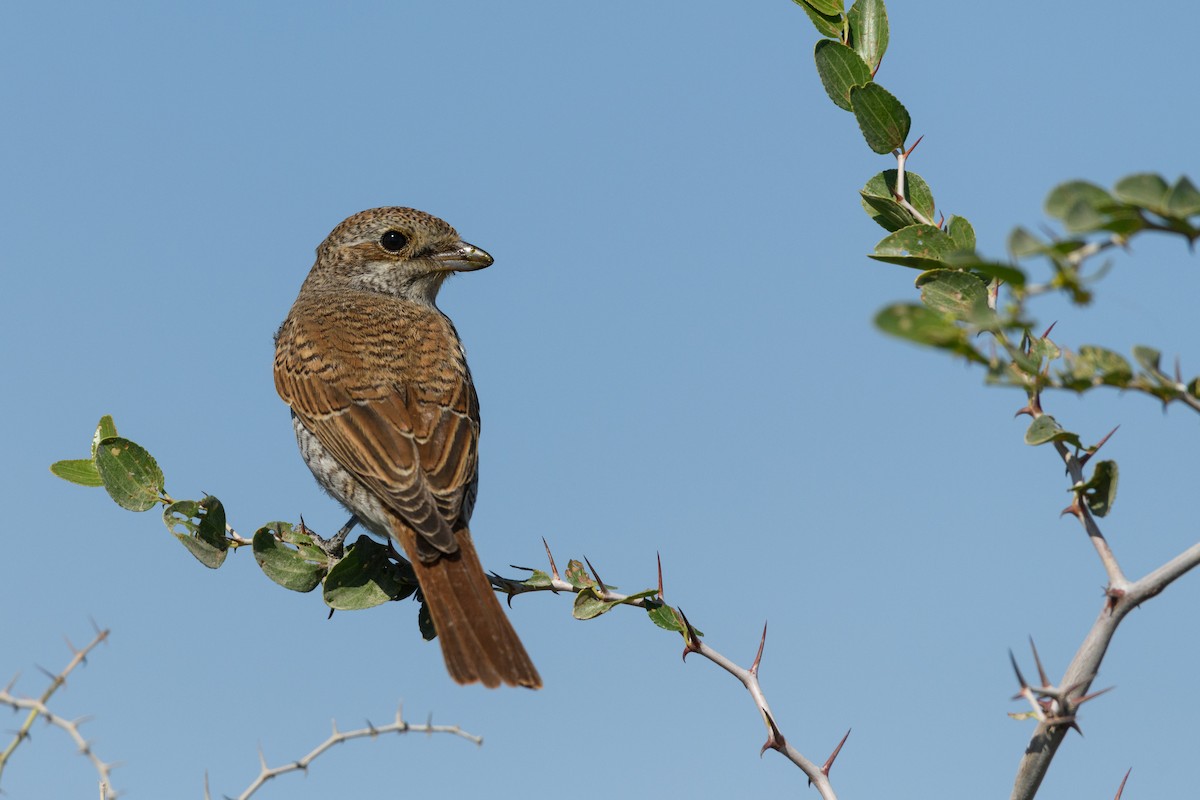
xmin=323 ymin=535 xmax=416 ymax=610
xmin=163 ymin=496 xmax=229 ymax=569
xmin=50 ymin=459 xmax=103 ymax=487
xmin=1045 ymin=181 xmax=1114 ymax=220
xmin=573 ymin=588 xmax=621 ymax=620
xmin=874 ymin=303 xmax=987 ymax=364
xmin=1008 ymin=227 xmax=1045 ymax=259
xmin=50 ymin=415 xmax=122 ymax=487
xmin=564 ymin=559 xmax=596 ymax=590
xmin=92 ymin=416 xmax=118 ymax=458
xmin=850 ymin=82 xmax=910 ymax=154
xmin=646 ymin=601 xmax=685 ymax=633
xmin=521 ymin=569 xmax=554 ymax=589
xmin=1132 ymin=345 xmax=1162 ymax=373
xmin=915 ymin=270 xmax=989 ymax=319
xmin=860 ymin=170 xmax=935 ymax=230
xmin=869 ymin=224 xmax=957 ymax=269
xmin=793 ymin=0 xmax=843 ymax=37
xmin=945 ymin=254 xmax=1027 ymax=288
xmin=253 ymin=522 xmax=328 ymax=592
xmin=1165 ymin=176 xmax=1200 ymax=217
xmin=94 ymin=437 xmax=164 ymax=512
xmin=1080 ymin=460 xmax=1118 ymax=518
xmin=1024 ymin=416 xmax=1082 ymax=448
xmin=804 ymin=0 xmax=844 ymax=16
xmin=945 ymin=215 xmax=976 ymax=250
xmin=813 ymin=40 xmax=871 ymax=111
xmin=1077 ymin=346 xmax=1133 ymax=385
xmin=1114 ymin=173 xmax=1170 ymax=215
xmin=847 ymin=0 xmax=889 ymax=72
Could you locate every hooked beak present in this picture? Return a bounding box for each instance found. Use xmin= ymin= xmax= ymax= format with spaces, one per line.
xmin=432 ymin=240 xmax=493 ymax=272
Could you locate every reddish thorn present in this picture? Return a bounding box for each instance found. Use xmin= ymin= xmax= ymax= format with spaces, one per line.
xmin=1028 ymin=637 xmax=1049 ymax=687
xmin=657 ymin=552 xmax=664 ymax=599
xmin=1114 ymin=767 xmax=1132 ymax=800
xmin=820 ymin=734 xmax=849 ymax=777
xmin=1040 ymin=321 xmax=1058 ymax=340
xmin=1008 ymin=649 xmax=1030 ymax=690
xmin=583 ymin=555 xmax=606 ymax=594
xmin=678 ymin=607 xmax=701 ymax=658
xmin=541 ymin=537 xmax=560 ymax=580
xmin=822 ymin=728 xmax=852 ymax=776
xmin=1075 ymin=685 xmax=1115 ymax=706
xmin=1060 ymin=501 xmax=1084 ymax=520
xmin=1014 ymin=404 xmax=1034 ymax=418
xmin=1081 ymin=425 xmax=1120 ymax=466
xmin=750 ymin=621 xmax=768 ymax=677
xmin=758 ymin=710 xmax=786 ymax=757
xmin=904 ymin=134 xmax=925 ymax=159
xmin=937 ymin=211 xmax=946 ymax=227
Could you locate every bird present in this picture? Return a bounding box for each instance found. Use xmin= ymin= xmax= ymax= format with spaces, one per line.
xmin=274 ymin=207 xmax=541 ymax=689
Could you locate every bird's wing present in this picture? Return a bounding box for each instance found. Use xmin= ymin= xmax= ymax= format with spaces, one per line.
xmin=274 ymin=304 xmax=479 ymax=558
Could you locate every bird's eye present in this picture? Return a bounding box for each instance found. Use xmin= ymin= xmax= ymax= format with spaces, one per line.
xmin=380 ymin=230 xmax=408 ymax=252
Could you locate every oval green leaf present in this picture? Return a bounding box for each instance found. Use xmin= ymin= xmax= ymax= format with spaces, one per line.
xmin=94 ymin=436 xmax=164 ymax=512
xmin=50 ymin=459 xmax=103 ymax=487
xmin=847 ymin=0 xmax=889 ymax=72
xmin=869 ymin=224 xmax=956 ymax=269
xmin=814 ymin=40 xmax=871 ymax=112
xmin=253 ymin=522 xmax=328 ymax=592
xmin=164 ymin=496 xmax=229 ymax=569
xmin=323 ymin=535 xmax=415 ymax=610
xmin=850 ymin=82 xmax=910 ymax=154
xmin=861 ymin=170 xmax=935 ymax=230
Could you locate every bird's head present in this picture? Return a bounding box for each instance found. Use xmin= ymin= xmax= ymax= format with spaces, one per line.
xmin=307 ymin=207 xmax=493 ymax=305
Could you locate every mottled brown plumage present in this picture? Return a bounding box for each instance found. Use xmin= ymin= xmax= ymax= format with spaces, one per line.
xmin=275 ymin=207 xmax=540 ymax=689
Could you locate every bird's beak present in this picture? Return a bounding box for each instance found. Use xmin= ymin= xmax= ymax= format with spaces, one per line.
xmin=433 ymin=241 xmax=493 ymax=272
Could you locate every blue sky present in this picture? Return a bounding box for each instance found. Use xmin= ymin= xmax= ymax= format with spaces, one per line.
xmin=4 ymin=1 xmax=1199 ymax=797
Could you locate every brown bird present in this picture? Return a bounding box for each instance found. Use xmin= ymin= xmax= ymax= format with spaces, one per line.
xmin=274 ymin=207 xmax=541 ymax=689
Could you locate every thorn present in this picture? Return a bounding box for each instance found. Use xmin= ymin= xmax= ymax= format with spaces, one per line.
xmin=937 ymin=211 xmax=945 ymax=227
xmin=1008 ymin=649 xmax=1030 ymax=690
xmin=1081 ymin=425 xmax=1120 ymax=466
xmin=1114 ymin=767 xmax=1131 ymax=800
xmin=1041 ymin=321 xmax=1058 ymax=340
xmin=750 ymin=621 xmax=768 ymax=677
xmin=1061 ymin=500 xmax=1084 ymax=520
xmin=1175 ymin=355 xmax=1183 ymax=384
xmin=758 ymin=710 xmax=786 ymax=757
xmin=1029 ymin=637 xmax=1049 ymax=687
xmin=678 ymin=608 xmax=701 ymax=660
xmin=822 ymin=729 xmax=852 ymax=776
xmin=1105 ymin=586 xmax=1126 ymax=614
xmin=903 ymin=134 xmax=925 ymax=159
xmin=1014 ymin=404 xmax=1035 ymax=418
xmin=1074 ymin=685 xmax=1115 ymax=706
xmin=656 ymin=552 xmax=664 ymax=599
xmin=583 ymin=556 xmax=607 ymax=594
xmin=541 ymin=537 xmax=560 ymax=580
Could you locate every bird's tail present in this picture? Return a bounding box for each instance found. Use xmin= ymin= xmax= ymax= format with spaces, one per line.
xmin=396 ymin=520 xmax=541 ymax=689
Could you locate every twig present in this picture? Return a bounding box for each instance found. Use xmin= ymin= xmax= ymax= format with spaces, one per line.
xmin=1009 ymin=399 xmax=1200 ymax=799
xmin=0 ymin=625 xmax=112 ymax=796
xmin=228 ymin=706 xmax=481 ymax=800
xmin=495 ymin=552 xmax=843 ymax=799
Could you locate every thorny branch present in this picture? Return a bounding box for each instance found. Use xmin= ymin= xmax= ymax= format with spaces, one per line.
xmin=0 ymin=625 xmax=114 ymax=799
xmin=219 ymin=706 xmax=481 ymax=800
xmin=493 ymin=544 xmax=848 ymax=800
xmin=1007 ymin=393 xmax=1200 ymax=800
